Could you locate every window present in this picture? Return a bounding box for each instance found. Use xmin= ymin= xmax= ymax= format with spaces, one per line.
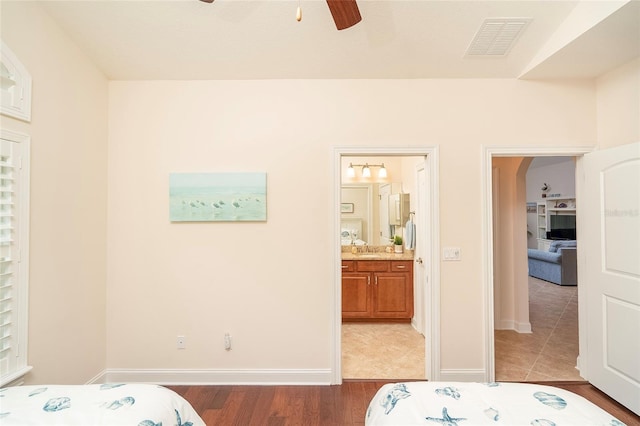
xmin=0 ymin=129 xmax=30 ymax=386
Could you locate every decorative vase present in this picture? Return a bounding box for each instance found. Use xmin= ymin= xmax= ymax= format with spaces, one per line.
xmin=394 ymin=244 xmax=403 ymax=253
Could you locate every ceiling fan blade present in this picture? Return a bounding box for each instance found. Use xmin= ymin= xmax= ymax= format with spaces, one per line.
xmin=326 ymin=0 xmax=362 ymax=30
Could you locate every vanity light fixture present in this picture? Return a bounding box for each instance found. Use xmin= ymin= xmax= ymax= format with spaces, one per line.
xmin=346 ymin=162 xmax=387 ymax=179
xmin=347 ymin=163 xmax=356 ymax=178
xmin=378 ymin=163 xmax=387 ymax=178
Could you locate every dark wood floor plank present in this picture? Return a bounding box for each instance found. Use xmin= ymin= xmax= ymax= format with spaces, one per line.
xmin=215 ymin=387 xmax=247 ymax=425
xmin=319 ymin=384 xmax=339 ymax=424
xmin=231 ymin=387 xmax=261 ymax=425
xmin=248 ymin=386 xmax=277 ymax=426
xmin=302 ymin=386 xmax=322 ymax=426
xmin=210 ymin=385 xmax=232 ymax=409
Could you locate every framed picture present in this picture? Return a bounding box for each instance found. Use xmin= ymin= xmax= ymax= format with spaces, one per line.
xmin=526 ymin=202 xmax=537 ymax=213
xmin=341 ymin=203 xmax=354 ymax=213
xmin=170 ymin=172 xmax=267 ymax=222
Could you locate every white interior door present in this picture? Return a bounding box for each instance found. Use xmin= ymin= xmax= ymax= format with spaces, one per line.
xmin=583 ymin=142 xmax=640 ymax=415
xmin=414 ymin=164 xmax=426 ymax=336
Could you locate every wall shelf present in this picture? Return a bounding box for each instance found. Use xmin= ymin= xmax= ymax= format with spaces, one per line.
xmin=536 ymin=197 xmax=576 ymax=247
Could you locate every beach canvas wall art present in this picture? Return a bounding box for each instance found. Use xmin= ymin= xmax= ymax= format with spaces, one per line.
xmin=170 ymin=172 xmax=267 ymax=222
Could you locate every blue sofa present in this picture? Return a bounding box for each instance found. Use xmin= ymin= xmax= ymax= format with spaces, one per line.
xmin=527 ymin=240 xmax=577 ymax=286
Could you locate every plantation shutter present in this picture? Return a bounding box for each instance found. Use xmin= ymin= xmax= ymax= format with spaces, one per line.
xmin=0 ymin=131 xmax=30 ymax=385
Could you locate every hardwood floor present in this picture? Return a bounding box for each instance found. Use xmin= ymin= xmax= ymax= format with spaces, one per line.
xmin=168 ymin=381 xmax=640 ymax=425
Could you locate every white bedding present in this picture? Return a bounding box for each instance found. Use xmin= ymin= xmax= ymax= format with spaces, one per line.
xmin=0 ymin=383 xmax=205 ymax=425
xmin=366 ymin=382 xmax=625 ymax=426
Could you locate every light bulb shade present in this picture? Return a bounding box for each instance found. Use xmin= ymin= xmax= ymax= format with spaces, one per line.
xmin=346 ymin=164 xmax=355 ymax=178
xmin=362 ymin=165 xmax=371 ymax=178
xmin=378 ymin=164 xmax=387 ymax=178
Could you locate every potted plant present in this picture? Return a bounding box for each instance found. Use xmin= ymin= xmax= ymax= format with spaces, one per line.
xmin=394 ymin=235 xmax=403 ymax=253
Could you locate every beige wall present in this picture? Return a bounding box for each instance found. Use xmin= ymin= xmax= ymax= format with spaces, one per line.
xmin=106 ymin=79 xmax=595 ymax=375
xmin=1 ymin=2 xmax=108 ymax=384
xmin=597 ymin=58 xmax=640 ymax=148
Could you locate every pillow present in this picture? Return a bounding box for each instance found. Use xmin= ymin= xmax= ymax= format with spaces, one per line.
xmin=549 ymin=240 xmax=577 ymax=252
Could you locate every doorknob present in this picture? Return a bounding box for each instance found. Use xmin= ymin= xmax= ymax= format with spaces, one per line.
xmin=416 ymin=257 xmax=423 ymax=264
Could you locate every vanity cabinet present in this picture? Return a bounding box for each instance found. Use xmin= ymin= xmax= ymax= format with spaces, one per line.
xmin=341 ymin=260 xmax=413 ymax=321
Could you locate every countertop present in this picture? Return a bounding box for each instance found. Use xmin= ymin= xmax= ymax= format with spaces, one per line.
xmin=341 ymin=250 xmax=414 ymax=261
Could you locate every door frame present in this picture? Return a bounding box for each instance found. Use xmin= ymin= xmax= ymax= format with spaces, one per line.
xmin=331 ymin=146 xmax=440 ymax=384
xmin=481 ymin=145 xmax=593 ymax=381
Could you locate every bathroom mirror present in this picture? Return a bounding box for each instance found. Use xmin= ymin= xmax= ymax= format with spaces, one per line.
xmin=341 ymin=182 xmax=403 ymax=245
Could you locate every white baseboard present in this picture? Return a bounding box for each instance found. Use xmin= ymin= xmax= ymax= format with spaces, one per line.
xmin=515 ymin=321 xmax=532 ymax=333
xmin=97 ymin=369 xmax=332 ymax=385
xmin=438 ymin=369 xmax=487 ymax=382
xmin=495 ymin=320 xmax=532 ymax=333
xmin=86 ymin=369 xmax=109 ymax=385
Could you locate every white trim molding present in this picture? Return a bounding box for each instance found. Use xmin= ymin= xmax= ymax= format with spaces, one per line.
xmin=438 ymin=369 xmax=487 ymax=382
xmin=495 ymin=320 xmax=532 ymax=334
xmin=99 ymin=369 xmax=332 ymax=386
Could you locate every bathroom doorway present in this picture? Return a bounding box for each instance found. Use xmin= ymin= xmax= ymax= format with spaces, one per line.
xmin=331 ymin=147 xmax=440 ymax=384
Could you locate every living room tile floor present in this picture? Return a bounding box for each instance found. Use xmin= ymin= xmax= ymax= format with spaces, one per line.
xmin=495 ymin=276 xmax=582 ymax=381
xmin=342 ymin=276 xmax=581 ymax=381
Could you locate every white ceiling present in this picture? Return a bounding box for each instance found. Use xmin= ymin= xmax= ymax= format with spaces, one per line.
xmin=32 ymin=0 xmax=640 ymax=80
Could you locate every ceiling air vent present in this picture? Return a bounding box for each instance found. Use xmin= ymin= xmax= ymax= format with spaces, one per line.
xmin=466 ymin=18 xmax=532 ymax=56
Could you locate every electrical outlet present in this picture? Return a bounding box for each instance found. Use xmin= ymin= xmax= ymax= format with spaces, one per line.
xmin=176 ymin=335 xmax=186 ymax=349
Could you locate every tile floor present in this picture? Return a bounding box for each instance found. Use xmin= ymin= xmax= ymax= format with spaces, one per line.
xmin=341 ymin=276 xmax=581 ymax=381
xmin=342 ymin=322 xmax=425 ymax=379
xmin=495 ymin=276 xmax=582 ymax=381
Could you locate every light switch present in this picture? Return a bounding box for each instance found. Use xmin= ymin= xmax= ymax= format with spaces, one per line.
xmin=443 ymin=247 xmax=461 ymax=261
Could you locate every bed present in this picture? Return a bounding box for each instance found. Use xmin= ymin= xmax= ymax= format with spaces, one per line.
xmin=366 ymin=381 xmax=625 ymax=425
xmin=0 ymin=383 xmax=205 ymax=425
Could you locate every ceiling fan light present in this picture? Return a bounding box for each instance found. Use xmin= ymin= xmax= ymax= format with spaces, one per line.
xmin=346 ymin=163 xmax=356 ymax=178
xmin=378 ymin=164 xmax=387 ymax=178
xmin=362 ymin=164 xmax=371 ymax=178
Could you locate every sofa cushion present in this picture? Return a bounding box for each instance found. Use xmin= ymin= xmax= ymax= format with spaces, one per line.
xmin=527 ymin=248 xmax=562 ymax=264
xmin=549 ymin=240 xmax=577 ymax=253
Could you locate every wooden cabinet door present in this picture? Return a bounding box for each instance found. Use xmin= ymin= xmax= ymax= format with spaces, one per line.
xmin=372 ymin=272 xmax=413 ymax=318
xmin=341 ymin=273 xmax=371 ymax=318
